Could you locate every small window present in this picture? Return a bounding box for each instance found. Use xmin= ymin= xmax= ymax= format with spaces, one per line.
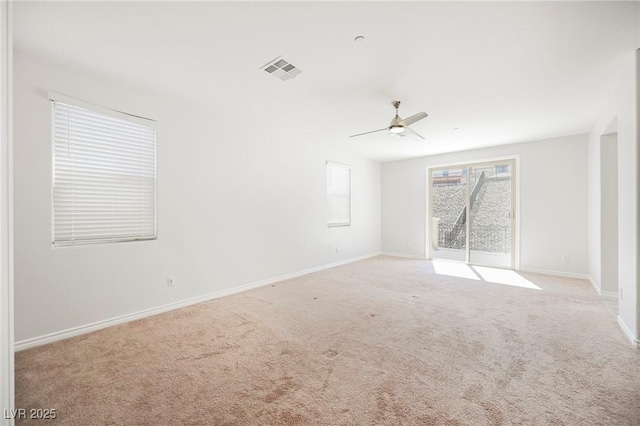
xmin=51 ymin=93 xmax=157 ymax=246
xmin=326 ymin=161 xmax=351 ymax=227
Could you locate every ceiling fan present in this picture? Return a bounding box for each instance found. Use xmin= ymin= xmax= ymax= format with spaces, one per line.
xmin=350 ymin=101 xmax=428 ymax=140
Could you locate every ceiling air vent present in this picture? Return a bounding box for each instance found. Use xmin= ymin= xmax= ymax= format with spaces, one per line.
xmin=261 ymin=56 xmax=302 ymax=81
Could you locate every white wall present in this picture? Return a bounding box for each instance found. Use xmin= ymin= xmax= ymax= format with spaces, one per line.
xmin=600 ymin=133 xmax=618 ymax=296
xmin=382 ymin=134 xmax=589 ymax=275
xmin=0 ymin=0 xmax=13 ymax=422
xmin=13 ymin=51 xmax=381 ymax=343
xmin=587 ymin=49 xmax=638 ymax=343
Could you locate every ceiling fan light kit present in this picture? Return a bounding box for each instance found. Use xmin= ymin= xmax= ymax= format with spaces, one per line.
xmin=350 ymin=100 xmax=428 ymax=140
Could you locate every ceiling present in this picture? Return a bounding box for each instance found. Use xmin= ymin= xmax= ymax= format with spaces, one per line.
xmin=13 ymin=1 xmax=639 ymax=162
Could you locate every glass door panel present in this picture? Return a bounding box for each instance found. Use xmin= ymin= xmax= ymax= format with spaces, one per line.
xmin=431 ymin=168 xmax=467 ymax=261
xmin=468 ymin=163 xmax=513 ymax=268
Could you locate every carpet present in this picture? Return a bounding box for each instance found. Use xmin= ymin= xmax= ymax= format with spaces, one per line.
xmin=15 ymin=256 xmax=640 ymax=425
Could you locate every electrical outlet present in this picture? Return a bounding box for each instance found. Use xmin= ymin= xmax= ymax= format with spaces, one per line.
xmin=335 ymin=247 xmax=340 ymax=253
xmin=167 ymin=276 xmax=175 ymax=287
xmin=562 ymin=255 xmax=570 ymax=262
xmin=620 ymin=288 xmax=624 ymax=300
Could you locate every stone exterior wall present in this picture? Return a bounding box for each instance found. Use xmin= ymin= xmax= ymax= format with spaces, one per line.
xmin=469 ymin=179 xmax=511 ymax=253
xmin=433 ymin=178 xmax=511 ymax=253
xmin=432 ymin=184 xmax=466 ymax=229
xmin=469 ymin=179 xmax=511 ymax=228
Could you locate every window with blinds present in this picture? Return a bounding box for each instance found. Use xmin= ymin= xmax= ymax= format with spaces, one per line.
xmin=51 ymin=94 xmax=157 ymax=246
xmin=326 ymin=161 xmax=351 ymax=227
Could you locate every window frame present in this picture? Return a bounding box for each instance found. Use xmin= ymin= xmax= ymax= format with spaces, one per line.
xmin=326 ymin=161 xmax=351 ymax=227
xmin=49 ymin=92 xmax=158 ymax=247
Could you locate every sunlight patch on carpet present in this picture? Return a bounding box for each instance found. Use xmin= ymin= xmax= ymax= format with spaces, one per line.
xmin=432 ymin=260 xmax=541 ymax=290
xmin=471 ymin=266 xmax=542 ymax=290
xmin=432 ymin=260 xmax=479 ymax=280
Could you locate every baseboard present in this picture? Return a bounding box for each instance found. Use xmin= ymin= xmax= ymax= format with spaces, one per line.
xmin=587 ymin=276 xmax=601 ymax=295
xmin=616 ymin=316 xmax=639 ymax=348
xmin=600 ymin=290 xmax=618 ymax=303
xmin=380 ymin=251 xmax=426 ymax=260
xmin=518 ymin=267 xmax=589 ymax=280
xmin=15 ymin=251 xmax=382 ymax=351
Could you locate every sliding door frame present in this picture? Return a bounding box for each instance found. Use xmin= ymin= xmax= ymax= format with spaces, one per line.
xmin=425 ymin=155 xmax=520 ymax=270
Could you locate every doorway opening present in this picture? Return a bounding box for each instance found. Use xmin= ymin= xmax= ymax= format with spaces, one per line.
xmin=428 ymin=159 xmax=516 ymax=269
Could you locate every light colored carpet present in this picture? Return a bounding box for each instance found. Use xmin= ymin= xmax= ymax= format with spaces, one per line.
xmin=16 ymin=256 xmax=640 ymax=425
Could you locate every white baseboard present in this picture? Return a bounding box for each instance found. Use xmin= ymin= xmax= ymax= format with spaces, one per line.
xmin=15 ymin=252 xmax=382 ymax=351
xmin=517 ymin=267 xmax=589 ymax=280
xmin=584 ymin=275 xmax=621 ymax=309
xmin=380 ymin=251 xmax=426 ymax=260
xmin=587 ymin=275 xmax=619 ymax=302
xmin=601 ymin=290 xmax=618 ymax=303
xmin=617 ymin=316 xmax=639 ymax=348
xmin=587 ymin=276 xmax=601 ymax=295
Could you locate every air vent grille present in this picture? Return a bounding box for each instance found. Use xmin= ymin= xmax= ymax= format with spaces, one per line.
xmin=261 ymin=56 xmax=302 ymax=81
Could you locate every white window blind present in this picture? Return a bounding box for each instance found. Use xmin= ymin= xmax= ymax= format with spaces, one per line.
xmin=51 ymin=96 xmax=157 ymax=246
xmin=327 ymin=161 xmax=351 ymax=227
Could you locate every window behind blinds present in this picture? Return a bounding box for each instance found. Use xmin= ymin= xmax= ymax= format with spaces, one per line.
xmin=51 ymin=95 xmax=157 ymax=246
xmin=327 ymin=161 xmax=351 ymax=227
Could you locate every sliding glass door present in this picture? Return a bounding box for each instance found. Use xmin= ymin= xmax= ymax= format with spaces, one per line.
xmin=431 ymin=168 xmax=467 ymax=262
xmin=468 ymin=163 xmax=513 ymax=268
xmin=430 ymin=160 xmax=515 ymax=268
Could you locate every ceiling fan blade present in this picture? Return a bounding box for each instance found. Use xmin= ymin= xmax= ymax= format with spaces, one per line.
xmin=403 ymin=126 xmax=425 ymax=140
xmin=401 ymin=112 xmax=428 ymax=126
xmin=349 ymin=128 xmax=388 ymax=138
